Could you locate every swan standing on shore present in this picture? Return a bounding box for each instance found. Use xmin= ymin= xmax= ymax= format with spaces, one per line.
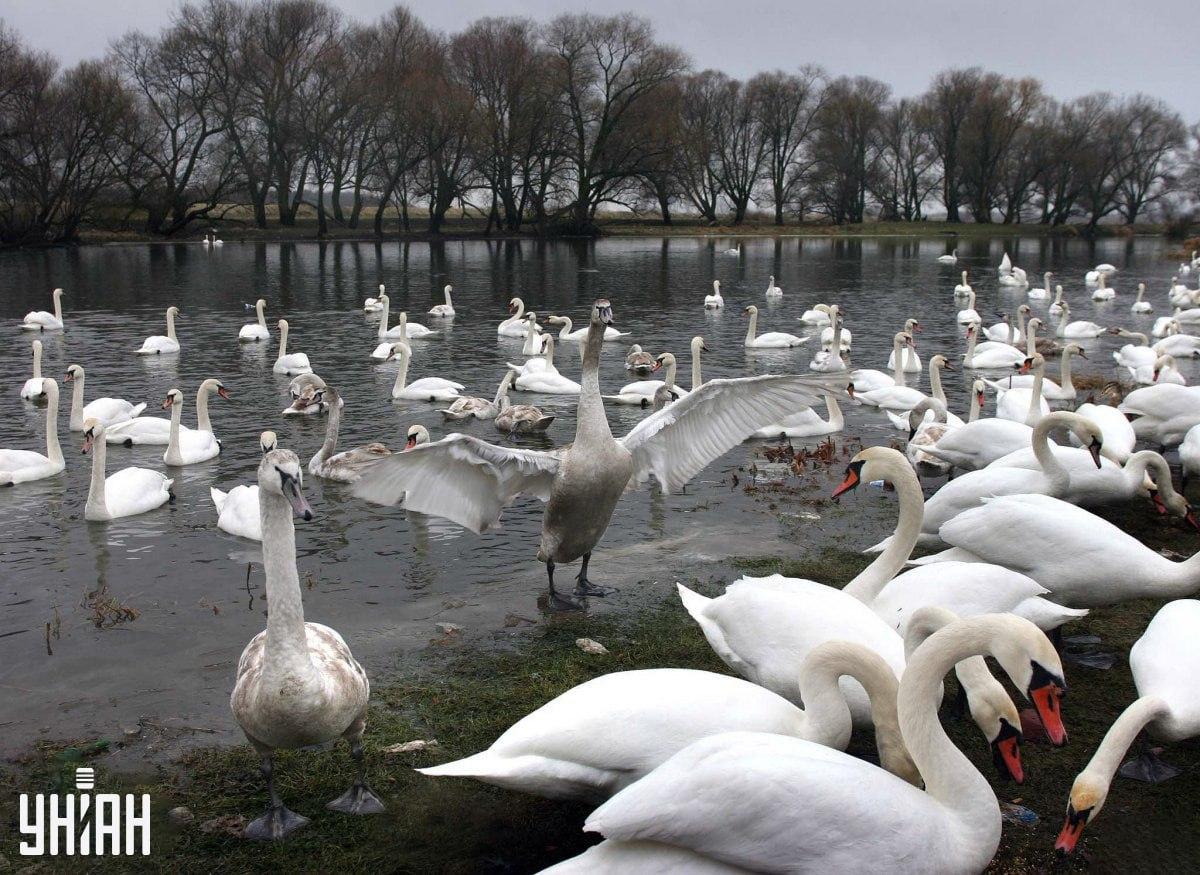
xmin=356 ymin=300 xmax=841 ymax=603
xmin=20 ymin=340 xmax=45 ymax=400
xmin=273 ymin=319 xmax=312 ymax=376
xmin=21 ymin=287 xmax=65 ymax=331
xmin=81 ymin=420 xmax=173 ymax=521
xmin=232 ymin=448 xmax=383 ymax=839
xmin=64 ymin=364 xmax=145 ymax=432
xmin=240 ymin=299 xmax=269 ymax=342
xmin=137 ymin=306 xmax=180 ymax=355
xmin=0 ymin=378 xmax=64 ymax=484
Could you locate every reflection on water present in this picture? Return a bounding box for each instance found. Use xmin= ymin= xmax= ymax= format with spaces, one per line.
xmin=0 ymin=234 xmax=1179 ymax=755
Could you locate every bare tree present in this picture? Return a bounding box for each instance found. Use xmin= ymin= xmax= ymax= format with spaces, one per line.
xmin=921 ymin=68 xmax=983 ymax=222
xmin=807 ymin=76 xmax=889 ymax=224
xmin=673 ymin=71 xmax=724 ymax=223
xmin=750 ymin=67 xmax=824 ymax=225
xmin=711 ymin=75 xmax=767 ymax=224
xmin=1114 ymin=95 xmax=1186 ymax=224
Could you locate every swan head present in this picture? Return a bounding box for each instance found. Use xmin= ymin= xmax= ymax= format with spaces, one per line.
xmin=930 ymin=354 xmax=952 ymax=373
xmin=1064 ymin=343 xmax=1086 ymax=360
xmin=259 ymin=449 xmax=313 ymax=521
xmin=162 ymin=388 xmax=183 ymax=410
xmin=904 ymin=318 xmax=920 ymax=334
xmin=651 ymin=352 xmax=676 ymax=372
xmin=80 ymin=418 xmax=103 ymax=454
xmin=691 ymin=336 xmax=707 ymax=352
xmin=972 ymin=379 xmax=986 ymax=409
xmin=386 ymin=342 xmax=413 ymax=363
xmin=1017 ymin=304 xmax=1031 ymax=316
xmin=379 ymin=284 xmax=386 ymax=294
xmin=592 ymin=299 xmax=614 ymax=326
xmin=742 ymin=305 xmax=758 ymax=316
xmin=1057 ymin=772 xmax=1108 ymax=853
xmin=507 ymin=297 xmax=521 ymax=314
xmin=202 ymin=378 xmax=232 ymax=400
xmin=278 ymin=318 xmax=289 ymax=331
xmin=831 ymin=446 xmax=906 ymax=497
xmin=1016 ymin=354 xmax=1044 ymax=375
xmin=260 ymin=431 xmax=278 ymax=453
xmin=404 ymin=424 xmax=430 ymax=451
xmin=256 ymin=298 xmax=266 ymax=308
xmin=984 ymin=616 xmax=1068 ymax=746
xmin=970 ymin=682 xmax=1025 ymax=785
xmin=1027 ymin=317 xmax=1043 ymax=334
xmin=547 ymin=315 xmax=565 ymax=325
xmin=712 ymin=280 xmax=720 ymax=291
xmin=64 ymin=364 xmax=83 ymax=383
xmin=652 ymin=384 xmax=680 ymax=411
xmin=167 ymin=306 xmax=180 ymax=317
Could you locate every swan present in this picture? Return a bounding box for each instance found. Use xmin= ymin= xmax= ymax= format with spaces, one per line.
xmin=743 ymin=305 xmax=805 ymax=349
xmin=963 ymin=323 xmax=1027 ymax=369
xmin=1048 ymin=284 xmax=1066 ymax=316
xmin=508 ymin=330 xmax=559 ymax=377
xmin=282 ymin=374 xmax=339 ymax=416
xmin=428 ymin=284 xmax=455 ymax=317
xmin=954 ymin=271 xmax=972 ymax=298
xmin=808 ymin=308 xmax=846 ymax=372
xmin=1152 ymin=313 xmax=1179 ymax=337
xmin=497 ymin=297 xmax=541 ymax=337
xmin=901 ymin=394 xmax=969 ymax=470
xmin=1091 ymin=273 xmax=1116 ymax=301
xmin=984 ymin=343 xmax=1084 ymax=401
xmin=20 ymin=340 xmax=46 ymax=400
xmin=936 ymin=248 xmax=958 ymax=264
xmin=606 ymin=350 xmax=689 ymax=406
xmin=799 ymin=303 xmax=831 ymax=325
xmin=982 ymin=306 xmax=1028 ymax=345
xmin=725 ymin=242 xmax=740 ymax=256
xmin=819 ymin=320 xmax=852 ymax=351
xmin=231 ymin=447 xmax=384 ymax=839
xmin=998 ymin=264 xmax=1027 ymax=288
xmin=704 ymin=280 xmax=724 ymax=310
xmin=239 ymin=299 xmax=269 ymax=342
xmin=105 ymin=379 xmax=226 ymax=446
xmin=884 ymin=318 xmax=923 ymax=372
xmin=162 ymin=388 xmax=221 ymax=465
xmin=765 ymin=275 xmax=783 ymax=297
xmin=1028 ymin=272 xmax=1052 ymax=301
xmin=956 ymin=289 xmax=980 ymax=324
xmin=1070 ymin=402 xmax=1135 ymax=464
xmin=1148 ymin=354 xmax=1186 ymax=385
xmin=211 ymin=433 xmax=278 ymax=541
xmin=273 ymin=319 xmax=312 ymax=376
xmin=64 ymin=365 xmax=145 ymax=432
xmin=1055 ymin=303 xmax=1106 ymax=339
xmin=687 ymin=336 xmax=706 ymax=391
xmin=378 ymin=295 xmax=436 ymax=340
xmin=309 ymin=389 xmax=392 ymax=482
xmin=21 ymin=287 xmax=65 ymax=331
xmin=1153 ymin=326 xmax=1200 ymax=359
xmin=419 ymin=640 xmax=922 ymax=803
xmin=442 ymin=371 xmax=513 ymax=421
xmin=551 ymin=613 xmax=1066 ymax=875
xmin=850 ymin=332 xmax=913 ymax=393
xmin=0 ymin=378 xmax=65 ymax=485
xmin=989 ymin=444 xmax=1179 ymax=511
xmin=915 ymin=493 xmax=1200 ymax=608
xmin=998 ymin=251 xmax=1013 ymax=276
xmin=625 ymin=344 xmax=655 ymax=376
xmin=837 ymin=449 xmax=1087 ymax=632
xmin=384 ymin=342 xmax=463 ymax=402
xmin=918 ymin=411 xmax=1033 ymax=474
xmin=753 ymin=392 xmax=847 ymax=439
xmin=1057 ymin=600 xmax=1200 ymax=853
xmin=990 ymin=355 xmax=1049 ymax=424
xmin=136 ymin=306 xmax=180 ymax=355
xmin=878 ymin=355 xmax=958 ymax=425
xmin=1182 ymin=424 xmax=1200 ymax=489
xmin=81 ymin=421 xmax=173 ymax=521
xmin=1111 ymin=328 xmax=1157 ymax=371
xmin=1118 ymin=383 xmax=1200 ymax=445
xmin=546 ymin=315 xmax=625 ymax=341
xmin=495 ymin=394 xmax=555 ymax=435
xmin=355 ymin=300 xmax=841 ymax=604
xmin=512 ymin=336 xmax=581 ymax=395
xmin=518 ymin=313 xmax=547 ymax=357
xmin=363 ymin=284 xmax=386 ymax=312
xmin=869 ymin=411 xmax=1103 ymax=551
xmin=1131 ymin=282 xmax=1153 ymax=313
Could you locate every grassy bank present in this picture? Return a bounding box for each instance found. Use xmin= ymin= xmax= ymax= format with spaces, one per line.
xmin=4 ymin=517 xmax=1199 ymax=873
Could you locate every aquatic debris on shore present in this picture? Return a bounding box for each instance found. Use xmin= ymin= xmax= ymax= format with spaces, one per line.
xmin=575 ymin=638 xmax=609 ymax=655
xmin=383 ymin=739 xmax=440 ymax=755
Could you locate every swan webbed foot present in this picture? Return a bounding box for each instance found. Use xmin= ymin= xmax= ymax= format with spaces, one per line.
xmin=1119 ymin=749 xmax=1181 ymax=783
xmin=574 ymin=578 xmax=616 ymax=598
xmin=243 ymin=804 xmax=310 ymax=840
xmin=327 ymin=781 xmax=386 ymax=815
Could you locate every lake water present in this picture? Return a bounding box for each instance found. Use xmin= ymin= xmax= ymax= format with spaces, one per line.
xmin=0 ymin=234 xmax=1183 ymax=758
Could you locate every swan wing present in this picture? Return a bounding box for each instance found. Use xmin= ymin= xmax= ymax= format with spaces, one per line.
xmin=621 ymin=375 xmax=841 ymax=493
xmin=352 ymin=434 xmax=560 ymax=533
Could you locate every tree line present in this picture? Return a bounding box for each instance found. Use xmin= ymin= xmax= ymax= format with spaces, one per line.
xmin=1 ymin=1 xmax=1198 ymax=245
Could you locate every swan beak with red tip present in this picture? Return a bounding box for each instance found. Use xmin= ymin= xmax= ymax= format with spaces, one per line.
xmin=1028 ymin=662 xmax=1067 ymax=746
xmin=975 ymin=390 xmax=985 ymax=408
xmin=651 ymin=361 xmax=663 ymax=372
xmin=81 ymin=429 xmax=95 ymax=454
xmin=1151 ymin=490 xmax=1167 ymax=514
xmin=846 ymin=383 xmax=856 ymax=400
xmin=1087 ymin=438 xmax=1103 ymax=469
xmin=404 ymin=434 xmax=418 ymax=450
xmin=912 ymin=322 xmax=922 ymax=333
xmin=1187 ymin=509 xmax=1200 ymax=532
xmin=217 ymin=385 xmax=232 ymax=400
xmin=832 ymin=460 xmax=865 ymax=499
xmin=991 ymin=719 xmax=1024 ymax=784
xmin=63 ymin=370 xmax=75 ymax=383
xmin=1055 ymin=804 xmax=1090 ymax=853
xmin=162 ymin=394 xmax=174 ymax=409
xmin=1019 ymin=358 xmax=1033 ymax=374
xmin=507 ymin=302 xmax=518 ymax=314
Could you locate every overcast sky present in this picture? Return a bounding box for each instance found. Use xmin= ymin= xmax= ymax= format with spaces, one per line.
xmin=8 ymin=0 xmax=1198 ymax=119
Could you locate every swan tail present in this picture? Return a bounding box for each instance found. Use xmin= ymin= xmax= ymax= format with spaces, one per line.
xmin=129 ymin=403 xmax=147 ymax=418
xmin=419 ymin=752 xmax=614 ymax=801
xmin=908 ymin=547 xmax=977 ymax=566
xmin=1012 ymin=598 xmax=1088 ymax=631
xmin=209 ymin=487 xmax=225 ymax=512
xmin=533 ymin=416 xmax=555 ymax=431
xmin=676 ymin=583 xmax=751 ymax=675
xmin=864 ymin=535 xmax=891 ymax=554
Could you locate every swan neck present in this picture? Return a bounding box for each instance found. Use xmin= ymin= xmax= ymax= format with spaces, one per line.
xmin=664 ymin=359 xmax=678 ymax=389
xmin=317 ymin=397 xmax=340 ymax=461
xmin=45 ymin=388 xmax=62 ymax=464
xmin=692 ymin=346 xmax=703 ymax=391
xmin=392 ymin=351 xmax=410 ymax=394
xmin=167 ymin=396 xmax=183 ymax=459
xmin=1079 ymin=696 xmax=1169 ymax=795
xmin=824 ymin=394 xmax=843 ymax=430
xmin=70 ymin=372 xmax=85 ymax=430
xmin=278 ymin=323 xmax=289 ymax=358
xmin=745 ymin=310 xmax=757 ymax=346
xmin=256 ymin=300 xmax=266 ymax=327
xmin=968 ymin=389 xmax=981 ymax=422
xmin=1060 ymin=352 xmax=1075 ymax=392
xmin=929 ymin=362 xmax=946 ymax=405
xmin=259 ymin=488 xmax=312 ymax=679
xmin=196 ymin=385 xmax=212 ymax=433
xmin=964 ymin=328 xmax=977 ymax=366
xmin=378 ymin=297 xmax=390 ymax=338
xmin=1031 ymin=413 xmax=1068 ymax=488
xmin=844 ymin=458 xmax=925 ymax=601
xmin=32 ymin=343 xmax=41 ymax=378
xmin=576 ymin=320 xmax=613 ymax=441
xmin=558 ymin=317 xmax=572 ymax=338
xmin=1027 ymin=366 xmax=1044 ymax=424
xmin=892 ymin=337 xmax=907 ymax=387
xmin=53 ymin=291 xmax=62 ymax=321
xmin=88 ymin=427 xmax=107 ymax=511
xmin=166 ymin=309 xmax=176 ymax=341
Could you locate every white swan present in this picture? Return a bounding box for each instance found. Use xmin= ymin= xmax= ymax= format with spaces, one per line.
xmin=1145 ymin=354 xmax=1186 ymax=385
xmin=914 ymin=493 xmax=1200 ymax=608
xmin=387 ymin=342 xmax=464 ymax=402
xmin=858 ymin=343 xmax=952 ymax=416
xmin=20 ymin=340 xmax=46 ymax=400
xmin=497 ymin=297 xmax=542 ymax=337
xmin=163 ymin=388 xmax=221 ymax=465
xmin=725 ymin=242 xmax=740 ymax=256
xmin=954 ymin=271 xmax=972 ymax=298
xmin=21 ymin=287 xmax=65 ymax=331
xmin=985 ymin=343 xmax=1083 ymax=401
xmin=239 ymin=299 xmax=269 ymax=342
xmin=64 ymin=364 xmax=145 ymax=432
xmin=606 ymin=351 xmax=688 ymax=406
xmin=936 ymin=248 xmax=957 ymax=264
xmin=808 ymin=307 xmax=847 ymax=372
xmin=0 ymin=378 xmax=65 ymax=485
xmin=378 ymin=294 xmax=436 ymax=340
xmin=989 ymin=445 xmax=1178 ymax=511
xmin=882 ymin=318 xmax=921 ymax=372
xmin=963 ymin=323 xmax=1027 ymax=370
xmin=211 ymin=433 xmax=278 ymax=540
xmin=508 ymin=327 xmax=558 ymax=377
xmin=704 ymin=280 xmax=724 ymax=309
xmin=1028 ymin=272 xmax=1052 ymax=301
xmin=1048 ymin=284 xmax=1066 ymax=316
xmin=850 ymin=332 xmax=913 ymax=393
xmin=1091 ymin=273 xmax=1116 ymax=301
xmin=308 ymin=388 xmax=392 ymax=482
xmin=982 ymin=306 xmax=1027 ymax=345
xmin=273 ymin=319 xmax=312 ymax=376
xmin=1111 ymin=328 xmax=1156 ymax=371
xmin=998 ymin=251 xmax=1013 ymax=276
xmin=991 ymin=354 xmax=1049 ymax=424
xmin=999 ymin=264 xmax=1027 ymax=288
xmin=552 ymin=613 xmax=1066 ymax=875
xmin=753 ymin=392 xmax=847 ymax=439
xmin=799 ymin=303 xmax=831 ymax=325
xmin=518 ymin=313 xmax=547 ymax=356
xmin=136 ymin=306 xmax=180 ymax=355
xmin=420 ymin=640 xmax=920 ymax=803
xmin=1153 ymin=326 xmax=1200 ymax=359
xmin=105 ymin=379 xmax=225 ymax=445
xmin=819 ymin=320 xmax=851 ymax=351
xmin=765 ymin=275 xmax=783 ymax=297
xmin=1182 ymin=424 xmax=1200 ymax=489
xmin=1118 ymin=383 xmax=1200 ymax=446
xmin=1055 ymin=303 xmax=1106 ymax=339
xmin=918 ymin=409 xmax=1033 ymax=474
xmin=956 ymin=289 xmax=980 ymax=324
xmin=1131 ymin=282 xmax=1153 ymax=313
xmin=1057 ymin=599 xmax=1200 ymax=853
xmin=743 ymin=305 xmax=805 ymax=348
xmin=428 ymin=284 xmax=455 ymax=317
xmin=81 ymin=420 xmax=172 ymax=521
xmin=546 ymin=315 xmax=626 ymax=341
xmin=363 ymin=284 xmax=386 ymax=312
xmin=1071 ymin=402 xmax=1135 ymax=464
xmin=231 ymin=448 xmax=383 ymax=839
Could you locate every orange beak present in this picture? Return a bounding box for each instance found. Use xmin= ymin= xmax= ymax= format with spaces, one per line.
xmin=404 ymin=434 xmax=418 ymax=451
xmin=1030 ymin=682 xmax=1067 ymax=746
xmin=832 ymin=462 xmax=863 ymax=498
xmin=1055 ymin=804 xmax=1089 ymax=854
xmin=993 ymin=736 xmax=1024 ymax=785
xmin=217 ymin=386 xmax=232 ymax=400
xmin=162 ymin=395 xmax=174 ymax=410
xmin=1152 ymin=491 xmax=1167 ymax=515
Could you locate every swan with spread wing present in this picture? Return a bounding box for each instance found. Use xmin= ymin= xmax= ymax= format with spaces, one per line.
xmin=356 ymin=300 xmax=841 ymax=603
